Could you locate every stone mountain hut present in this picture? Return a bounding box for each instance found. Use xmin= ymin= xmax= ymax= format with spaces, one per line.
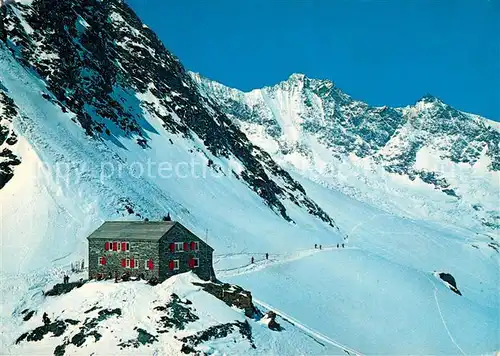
xmin=87 ymin=221 xmax=215 ymax=282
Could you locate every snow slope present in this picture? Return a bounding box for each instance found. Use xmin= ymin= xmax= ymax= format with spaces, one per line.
xmin=0 ymin=0 xmax=498 ymax=354
xmin=229 ymin=249 xmax=497 ymax=355
xmin=222 ymin=175 xmax=499 ymax=354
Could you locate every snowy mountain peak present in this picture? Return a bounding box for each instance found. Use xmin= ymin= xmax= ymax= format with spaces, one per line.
xmin=418 ymin=93 xmax=441 ymax=103
xmin=412 ymin=93 xmax=446 ymax=111
xmin=287 ymin=73 xmax=306 ymax=82
xmin=193 ymin=70 xmax=500 ymax=231
xmin=277 ymin=73 xmax=337 ymax=97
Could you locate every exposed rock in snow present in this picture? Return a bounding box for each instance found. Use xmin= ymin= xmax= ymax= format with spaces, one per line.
xmin=44 ymin=281 xmax=85 ymax=297
xmin=21 ymin=310 xmax=35 ymax=322
xmin=153 ymin=293 xmax=199 ymax=332
xmin=259 ymin=311 xmax=282 ymax=331
xmin=435 ymin=272 xmax=462 ymax=296
xmin=193 ymin=281 xmax=258 ymax=318
xmin=0 ymin=90 xmax=21 ymax=188
xmin=179 ymin=320 xmax=256 ymax=352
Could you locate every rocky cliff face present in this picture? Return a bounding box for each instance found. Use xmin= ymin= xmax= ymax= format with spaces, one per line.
xmin=0 ymin=90 xmax=20 ymax=189
xmin=0 ymin=0 xmax=335 ymax=226
xmin=192 ymin=72 xmax=500 ymax=230
xmin=192 ymin=72 xmax=499 ymax=172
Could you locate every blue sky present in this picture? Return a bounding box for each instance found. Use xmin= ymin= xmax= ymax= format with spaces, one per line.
xmin=126 ymin=0 xmax=499 ymax=120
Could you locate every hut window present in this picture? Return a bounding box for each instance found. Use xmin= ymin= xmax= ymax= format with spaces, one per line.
xmin=190 ymin=241 xmax=199 ymax=251
xmin=98 ymin=257 xmax=106 ymax=266
xmin=121 ymin=242 xmax=129 ymax=252
xmin=189 ymin=258 xmax=199 ymax=268
xmin=174 ymin=242 xmax=183 ymax=252
xmin=168 ymin=260 xmax=180 ymax=270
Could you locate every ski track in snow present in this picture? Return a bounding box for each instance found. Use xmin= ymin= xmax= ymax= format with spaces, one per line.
xmin=253 ymin=298 xmax=363 ymax=356
xmin=421 ymin=273 xmax=467 ymax=356
xmin=433 ymin=289 xmax=467 ymax=356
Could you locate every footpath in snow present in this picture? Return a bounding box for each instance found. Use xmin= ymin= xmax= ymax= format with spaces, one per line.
xmin=215 ymin=245 xmax=354 ymax=278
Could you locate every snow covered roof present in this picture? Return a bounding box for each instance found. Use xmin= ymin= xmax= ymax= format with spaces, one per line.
xmin=87 ymin=221 xmax=177 ymax=241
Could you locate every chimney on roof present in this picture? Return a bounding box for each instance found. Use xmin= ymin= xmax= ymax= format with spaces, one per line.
xmin=163 ymin=213 xmax=171 ymax=222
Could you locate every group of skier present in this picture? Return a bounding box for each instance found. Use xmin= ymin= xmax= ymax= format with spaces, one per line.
xmin=315 ymin=234 xmax=349 ymax=250
xmin=250 ymin=252 xmax=269 ymax=264
xmin=250 ymin=235 xmax=349 ymax=264
xmin=315 ymin=243 xmax=345 ymax=249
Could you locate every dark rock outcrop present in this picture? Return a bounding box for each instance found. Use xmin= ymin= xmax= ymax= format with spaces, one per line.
xmin=438 ymin=272 xmax=462 ymax=296
xmin=179 ymin=320 xmax=255 ymax=353
xmin=118 ymin=327 xmax=158 ymax=348
xmin=54 ymin=307 xmax=121 ymax=354
xmin=21 ymin=309 xmax=35 ymax=322
xmin=153 ymin=293 xmax=199 ymax=332
xmin=44 ymin=281 xmax=85 ymax=296
xmin=0 ymin=91 xmax=21 ymax=189
xmin=262 ymin=311 xmax=282 ymax=331
xmin=16 ymin=306 xmax=121 ymax=355
xmin=16 ymin=319 xmax=68 ymax=344
xmin=193 ymin=281 xmax=259 ymax=318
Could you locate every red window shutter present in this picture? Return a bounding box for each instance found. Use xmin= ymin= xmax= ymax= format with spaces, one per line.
xmin=121 ymin=242 xmax=127 ymax=251
xmin=190 ymin=242 xmax=196 ymax=250
xmin=102 ymin=257 xmax=107 ymax=265
xmin=168 ymin=260 xmax=174 ymax=270
xmin=183 ymin=242 xmax=188 ymax=251
xmin=105 ymin=242 xmax=110 ymax=251
xmin=112 ymin=242 xmax=118 ymax=251
xmin=148 ymin=259 xmax=154 ymax=270
xmin=130 ymin=258 xmax=135 ymax=268
xmin=188 ymin=258 xmax=193 ymax=268
xmin=121 ymin=259 xmax=126 ymax=267
xmin=170 ymin=243 xmax=175 ymax=252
